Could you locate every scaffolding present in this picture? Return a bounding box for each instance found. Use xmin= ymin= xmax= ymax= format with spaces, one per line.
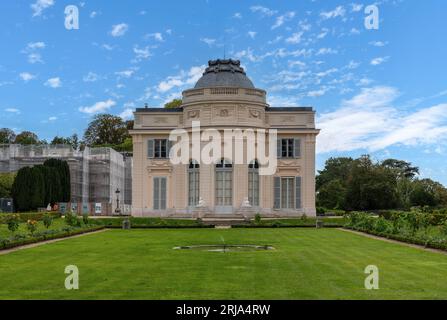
xmin=0 ymin=144 xmax=132 ymax=210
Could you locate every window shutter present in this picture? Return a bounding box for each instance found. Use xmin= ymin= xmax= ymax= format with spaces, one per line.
xmin=294 ymin=138 xmax=301 ymax=158
xmin=153 ymin=178 xmax=159 ymax=210
xmin=147 ymin=139 xmax=154 ymax=158
xmin=160 ymin=177 xmax=167 ymax=210
xmin=274 ymin=177 xmax=281 ymax=209
xmin=295 ymin=176 xmax=302 ymax=209
xmin=277 ymin=139 xmax=281 ymax=159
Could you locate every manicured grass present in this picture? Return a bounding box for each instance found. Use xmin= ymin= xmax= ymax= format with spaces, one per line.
xmin=1 ymin=228 xmax=447 ymax=299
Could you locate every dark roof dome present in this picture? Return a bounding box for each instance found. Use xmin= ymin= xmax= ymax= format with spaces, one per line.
xmin=194 ymin=59 xmax=255 ymax=89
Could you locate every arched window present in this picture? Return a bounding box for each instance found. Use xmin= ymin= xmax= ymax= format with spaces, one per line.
xmin=248 ymin=160 xmax=259 ymax=206
xmin=188 ymin=160 xmax=200 ymax=206
xmin=215 ymin=158 xmax=233 ymax=207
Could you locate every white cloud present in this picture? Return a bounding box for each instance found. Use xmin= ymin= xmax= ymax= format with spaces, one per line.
xmin=5 ymin=108 xmax=20 ymax=114
xmin=320 ymin=6 xmax=346 ymax=20
xmin=90 ymin=11 xmax=98 ymax=18
xmin=27 ymin=42 xmax=46 ymax=50
xmin=370 ymin=41 xmax=388 ymax=47
xmin=31 ymin=0 xmax=54 ymax=17
xmin=200 ymin=38 xmax=217 ymax=46
xmin=247 ymin=31 xmax=257 ymax=39
xmin=371 ymin=56 xmax=390 ymax=66
xmin=44 ymin=77 xmax=61 ymax=88
xmin=119 ymin=108 xmax=134 ymax=120
xmin=351 ymin=3 xmax=364 ymax=12
xmin=285 ymin=32 xmax=303 ymax=44
xmin=83 ymin=72 xmax=99 ymax=82
xmin=316 ymin=48 xmax=338 ymax=55
xmin=272 ymin=11 xmax=295 ymax=29
xmin=133 ymin=46 xmax=152 ymax=62
xmin=19 ymin=72 xmax=36 ymax=82
xmin=115 ymin=70 xmax=135 ymax=78
xmin=48 ymin=116 xmax=57 ymax=121
xmin=110 ymin=23 xmax=129 ymax=37
xmin=156 ymin=65 xmax=205 ymax=93
xmin=315 ymin=86 xmax=447 ymax=154
xmin=28 ymin=53 xmax=43 ymax=64
xmin=317 ymin=28 xmax=329 ymax=39
xmin=146 ymin=32 xmax=164 ymax=42
xmin=233 ymin=12 xmax=242 ymax=19
xmin=79 ymin=99 xmax=116 ymax=114
xmin=267 ymin=95 xmax=300 ymax=107
xmin=250 ymin=5 xmax=277 ymax=17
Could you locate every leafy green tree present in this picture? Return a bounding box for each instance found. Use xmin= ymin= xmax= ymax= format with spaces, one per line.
xmin=14 ymin=131 xmax=39 ymax=145
xmin=317 ymin=179 xmax=346 ymax=209
xmin=316 ymin=157 xmax=354 ymax=190
xmin=164 ymin=98 xmax=182 ymax=109
xmin=83 ymin=114 xmax=128 ymax=146
xmin=0 ymin=128 xmax=16 ymax=144
xmin=51 ymin=134 xmax=80 ymax=150
xmin=345 ymin=155 xmax=398 ymax=210
xmin=11 ymin=167 xmax=33 ymax=211
xmin=381 ymin=159 xmax=419 ymax=179
xmin=0 ymin=172 xmax=16 ymax=198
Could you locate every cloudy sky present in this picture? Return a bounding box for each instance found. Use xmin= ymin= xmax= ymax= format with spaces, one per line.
xmin=0 ymin=0 xmax=446 ymax=184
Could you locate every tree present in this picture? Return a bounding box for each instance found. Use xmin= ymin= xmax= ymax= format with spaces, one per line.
xmin=11 ymin=167 xmax=34 ymax=211
xmin=83 ymin=114 xmax=128 ymax=146
xmin=345 ymin=155 xmax=398 ymax=210
xmin=317 ymin=179 xmax=346 ymax=209
xmin=0 ymin=128 xmax=16 ymax=144
xmin=44 ymin=159 xmax=71 ymax=202
xmin=164 ymin=98 xmax=182 ymax=109
xmin=14 ymin=131 xmax=39 ymax=145
xmin=381 ymin=159 xmax=419 ymax=179
xmin=51 ymin=134 xmax=80 ymax=150
xmin=0 ymin=172 xmax=16 ymax=198
xmin=316 ymin=157 xmax=354 ymax=190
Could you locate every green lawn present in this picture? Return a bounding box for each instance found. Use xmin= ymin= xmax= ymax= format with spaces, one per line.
xmin=1 ymin=228 xmax=447 ymax=299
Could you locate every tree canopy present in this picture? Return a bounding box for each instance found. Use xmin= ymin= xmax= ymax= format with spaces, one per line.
xmin=83 ymin=114 xmax=129 ymax=146
xmin=317 ymin=155 xmax=447 ymax=211
xmin=14 ymin=131 xmax=39 ymax=145
xmin=164 ymin=98 xmax=182 ymax=109
xmin=0 ymin=128 xmax=16 ymax=144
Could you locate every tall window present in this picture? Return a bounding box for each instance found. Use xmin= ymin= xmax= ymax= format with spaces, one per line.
xmin=277 ymin=138 xmax=301 ymax=158
xmin=147 ymin=139 xmax=169 ymax=159
xmin=274 ymin=177 xmax=302 ymax=209
xmin=248 ymin=160 xmax=259 ymax=206
xmin=153 ymin=177 xmax=167 ymax=210
xmin=215 ymin=159 xmax=233 ymax=206
xmin=188 ymin=160 xmax=200 ymax=206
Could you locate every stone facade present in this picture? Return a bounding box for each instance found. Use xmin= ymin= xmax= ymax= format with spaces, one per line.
xmin=130 ymin=59 xmax=320 ymax=218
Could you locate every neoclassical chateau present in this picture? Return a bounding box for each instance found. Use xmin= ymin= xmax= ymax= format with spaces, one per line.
xmin=130 ymin=59 xmax=319 ymax=218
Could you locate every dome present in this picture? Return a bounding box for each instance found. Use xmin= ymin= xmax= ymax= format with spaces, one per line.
xmin=194 ymin=59 xmax=255 ymax=89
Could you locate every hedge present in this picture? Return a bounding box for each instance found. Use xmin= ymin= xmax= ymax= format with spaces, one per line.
xmin=344 ymin=226 xmax=447 ymax=251
xmin=0 ymin=225 xmax=104 ymax=251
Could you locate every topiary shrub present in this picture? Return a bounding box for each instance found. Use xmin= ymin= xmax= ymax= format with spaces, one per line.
xmin=7 ymin=214 xmax=20 ymax=234
xmin=82 ymin=213 xmax=89 ymax=225
xmin=254 ymin=213 xmax=262 ymax=224
xmin=42 ymin=214 xmax=53 ymax=229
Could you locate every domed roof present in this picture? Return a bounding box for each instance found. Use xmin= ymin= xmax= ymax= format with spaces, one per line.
xmin=194 ymin=59 xmax=255 ymax=89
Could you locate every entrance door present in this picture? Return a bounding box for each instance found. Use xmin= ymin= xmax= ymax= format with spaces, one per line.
xmin=215 ymin=159 xmax=233 ymax=213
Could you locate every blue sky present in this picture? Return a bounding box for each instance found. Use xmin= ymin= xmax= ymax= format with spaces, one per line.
xmin=0 ymin=0 xmax=446 ymax=185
